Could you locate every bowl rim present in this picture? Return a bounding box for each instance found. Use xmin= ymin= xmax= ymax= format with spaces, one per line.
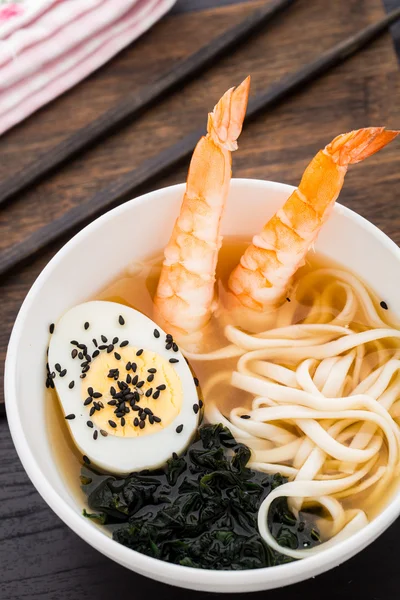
xmin=5 ymin=178 xmax=400 ymax=591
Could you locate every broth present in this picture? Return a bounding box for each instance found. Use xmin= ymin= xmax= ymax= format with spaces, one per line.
xmin=47 ymin=237 xmax=400 ymax=526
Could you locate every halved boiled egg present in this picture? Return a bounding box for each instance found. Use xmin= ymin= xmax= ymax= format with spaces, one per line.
xmin=48 ymin=301 xmax=201 ymax=474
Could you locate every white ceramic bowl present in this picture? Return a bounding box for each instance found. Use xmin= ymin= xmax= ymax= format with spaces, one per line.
xmin=5 ymin=179 xmax=400 ymax=593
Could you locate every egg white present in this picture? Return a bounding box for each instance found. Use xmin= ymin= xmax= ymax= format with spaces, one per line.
xmin=48 ymin=301 xmax=200 ymax=474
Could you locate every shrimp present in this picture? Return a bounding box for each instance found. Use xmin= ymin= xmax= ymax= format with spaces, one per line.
xmin=154 ymin=77 xmax=250 ymax=335
xmin=228 ymin=127 xmax=399 ymax=312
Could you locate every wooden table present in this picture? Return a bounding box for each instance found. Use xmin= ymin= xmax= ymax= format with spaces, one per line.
xmin=1 ymin=1 xmax=399 ymax=598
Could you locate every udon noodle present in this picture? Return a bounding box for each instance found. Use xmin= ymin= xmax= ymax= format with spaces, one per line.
xmin=185 ymin=267 xmax=400 ymax=559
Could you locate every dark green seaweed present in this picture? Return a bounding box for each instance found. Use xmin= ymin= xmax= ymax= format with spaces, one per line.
xmin=81 ymin=424 xmax=319 ymax=569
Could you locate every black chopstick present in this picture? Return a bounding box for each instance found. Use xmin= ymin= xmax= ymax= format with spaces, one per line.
xmin=0 ymin=0 xmax=295 ymax=209
xmin=1 ymin=7 xmax=400 ymax=280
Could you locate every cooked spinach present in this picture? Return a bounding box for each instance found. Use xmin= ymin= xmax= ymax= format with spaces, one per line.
xmin=82 ymin=424 xmax=319 ymax=569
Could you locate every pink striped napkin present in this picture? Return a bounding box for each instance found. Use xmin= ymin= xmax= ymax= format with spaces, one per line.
xmin=0 ymin=0 xmax=176 ymax=135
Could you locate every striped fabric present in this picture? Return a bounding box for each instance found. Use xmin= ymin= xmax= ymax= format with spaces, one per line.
xmin=0 ymin=0 xmax=175 ymax=135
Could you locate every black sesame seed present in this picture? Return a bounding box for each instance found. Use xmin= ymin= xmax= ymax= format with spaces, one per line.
xmin=69 ymin=381 xmax=75 ymax=389
xmin=153 ymin=416 xmax=161 ymax=423
xmin=119 ymin=315 xmax=125 ymax=325
xmin=84 ymin=322 xmax=89 ymax=330
xmin=145 ymin=388 xmax=153 ymax=397
xmin=89 ymin=406 xmax=95 ymax=416
xmin=172 ymin=343 xmax=179 ymax=352
xmin=149 ymin=415 xmax=154 ymax=424
xmin=87 ymin=387 xmax=94 ymax=397
xmin=176 ymin=424 xmax=183 ymax=434
xmin=132 ymin=404 xmax=140 ymax=411
xmin=166 ymin=334 xmax=173 ymax=341
xmin=100 ymin=430 xmax=108 ymax=437
xmin=153 ymin=391 xmax=160 ymax=400
xmin=193 ymin=404 xmax=199 ymax=414
xmin=124 ymin=406 xmax=130 ymax=414
xmin=83 ymin=455 xmax=91 ymax=465
xmin=92 ymin=338 xmax=98 ymax=347
xmin=126 ymin=374 xmax=132 ymax=384
xmin=153 ymin=329 xmax=160 ymax=339
xmin=70 ymin=340 xmax=79 ymax=346
xmin=380 ymin=301 xmax=388 ymax=310
xmin=99 ymin=345 xmax=107 ymax=350
xmin=84 ymin=397 xmax=92 ymax=406
xmin=51 ymin=372 xmax=56 ymax=378
xmin=286 ymin=297 xmax=291 ymax=302
xmin=81 ymin=361 xmax=89 ymax=368
xmin=108 ymin=400 xmax=117 ymax=406
xmin=92 ymin=350 xmax=100 ymax=358
xmin=120 ymin=340 xmax=129 ymax=348
xmin=92 ymin=392 xmax=102 ymax=399
xmin=114 ymin=352 xmax=121 ymax=360
xmin=147 ymin=374 xmax=154 ymax=383
xmin=199 ymin=399 xmax=204 ymax=409
xmin=136 ymin=380 xmax=144 ymax=388
xmin=93 ymin=403 xmax=100 ymax=411
xmin=118 ymin=381 xmax=128 ymax=390
xmin=133 ymin=391 xmax=140 ymax=401
xmin=55 ymin=363 xmax=61 ymax=372
xmin=45 ymin=380 xmax=50 ymax=389
xmin=136 ymin=349 xmax=143 ymax=356
xmin=110 ymin=386 xmax=116 ymax=396
xmin=134 ymin=417 xmax=139 ymax=427
xmin=144 ymin=407 xmax=153 ymax=415
xmin=93 ymin=430 xmax=98 ymax=440
xmin=78 ymin=343 xmax=86 ymax=350
xmin=157 ymin=384 xmax=166 ymax=391
xmin=125 ymin=362 xmax=132 ymax=371
xmin=80 ymin=374 xmax=87 ymax=379
xmin=87 ymin=421 xmax=93 ymax=428
xmin=60 ymin=369 xmax=67 ymax=377
xmin=71 ymin=349 xmax=78 ymax=359
xmin=101 ymin=335 xmax=107 ymax=343
xmin=114 ymin=392 xmax=123 ymax=400
xmin=112 ymin=337 xmax=119 ymax=344
xmin=169 ymin=358 xmax=179 ymax=364
xmin=107 ymin=344 xmax=114 ymax=354
xmin=240 ymin=414 xmax=251 ymax=419
xmin=139 ymin=421 xmax=145 ymax=429
xmin=140 ymin=413 xmax=146 ymax=421
xmin=108 ymin=420 xmax=117 ymax=428
xmin=132 ymin=375 xmax=139 ymax=385
xmin=131 ymin=362 xmax=137 ymax=373
xmin=193 ymin=377 xmax=199 ymax=387
xmin=78 ymin=352 xmax=84 ymax=360
xmin=115 ymin=411 xmax=124 ymax=418
xmin=121 ymin=417 xmax=126 ymax=426
xmin=49 ymin=323 xmax=55 ymax=334
xmin=148 ymin=368 xmax=157 ymax=374
xmin=165 ymin=342 xmax=172 ymax=350
xmin=65 ymin=414 xmax=75 ymax=420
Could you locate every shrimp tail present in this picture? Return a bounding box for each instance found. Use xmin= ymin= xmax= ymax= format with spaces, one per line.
xmin=228 ymin=127 xmax=399 ymax=312
xmin=154 ymin=77 xmax=250 ymax=337
xmin=326 ymin=127 xmax=399 ymax=166
xmin=208 ymin=76 xmax=250 ymax=151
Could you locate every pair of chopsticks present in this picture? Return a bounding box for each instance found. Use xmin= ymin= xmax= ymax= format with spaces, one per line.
xmin=1 ymin=2 xmax=400 ymax=279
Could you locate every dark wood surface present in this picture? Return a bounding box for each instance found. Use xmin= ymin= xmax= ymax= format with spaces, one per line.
xmin=1 ymin=0 xmax=399 ymax=598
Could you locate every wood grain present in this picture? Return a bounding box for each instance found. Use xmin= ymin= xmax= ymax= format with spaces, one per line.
xmin=0 ymin=0 xmax=399 ymax=598
xmin=4 ymin=5 xmax=400 ymax=277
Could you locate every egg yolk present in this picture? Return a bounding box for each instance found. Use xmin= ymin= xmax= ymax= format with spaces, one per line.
xmin=82 ymin=347 xmax=182 ymax=437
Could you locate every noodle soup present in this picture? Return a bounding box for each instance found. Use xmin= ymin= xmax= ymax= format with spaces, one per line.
xmin=46 ymin=238 xmax=400 ymax=564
